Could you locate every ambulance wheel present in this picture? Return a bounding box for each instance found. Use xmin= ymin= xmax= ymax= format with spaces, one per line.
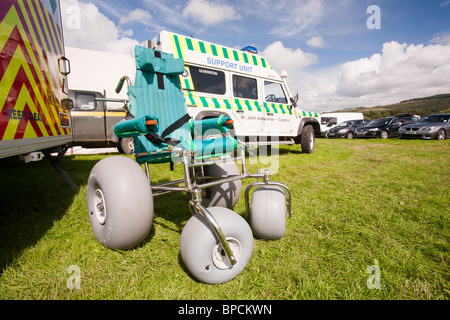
xmin=199 ymin=161 xmax=242 ymax=209
xmin=250 ymin=187 xmax=286 ymax=240
xmin=180 ymin=207 xmax=253 ymax=284
xmin=87 ymin=156 xmax=154 ymax=250
xmin=301 ymin=125 xmax=315 ymax=153
xmin=118 ymin=137 xmax=134 ymax=155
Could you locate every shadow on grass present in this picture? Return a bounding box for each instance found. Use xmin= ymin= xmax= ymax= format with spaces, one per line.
xmin=0 ymin=155 xmax=91 ymax=276
xmin=0 ymin=153 xmax=197 ymax=276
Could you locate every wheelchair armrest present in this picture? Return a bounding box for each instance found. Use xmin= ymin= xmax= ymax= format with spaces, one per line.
xmin=114 ymin=115 xmax=159 ymax=138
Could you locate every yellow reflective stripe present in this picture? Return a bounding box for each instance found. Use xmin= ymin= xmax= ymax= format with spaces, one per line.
xmin=183 ymin=94 xmax=295 ymax=114
xmin=6 ymin=47 xmax=58 ymax=136
xmin=70 ymin=111 xmax=126 ymax=117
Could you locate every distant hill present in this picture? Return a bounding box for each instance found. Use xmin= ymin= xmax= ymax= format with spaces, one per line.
xmin=332 ymin=94 xmax=450 ymax=120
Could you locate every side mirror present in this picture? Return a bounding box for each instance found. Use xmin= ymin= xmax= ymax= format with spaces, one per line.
xmin=290 ymin=91 xmax=299 ymax=107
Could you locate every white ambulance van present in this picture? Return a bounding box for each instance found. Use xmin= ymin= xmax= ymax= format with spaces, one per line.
xmin=145 ymin=31 xmax=320 ymax=153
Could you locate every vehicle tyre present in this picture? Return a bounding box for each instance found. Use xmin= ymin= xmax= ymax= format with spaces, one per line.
xmin=87 ymin=156 xmax=154 ymax=250
xmin=346 ymin=131 xmax=354 ymax=139
xmin=118 ymin=137 xmax=134 ymax=154
xmin=197 ymin=161 xmax=242 ymax=209
xmin=250 ymin=187 xmax=286 ymax=240
xmin=380 ymin=130 xmax=388 ymax=139
xmin=436 ymin=129 xmax=446 ymax=140
xmin=180 ymin=207 xmax=253 ymax=284
xmin=301 ymin=125 xmax=315 ymax=153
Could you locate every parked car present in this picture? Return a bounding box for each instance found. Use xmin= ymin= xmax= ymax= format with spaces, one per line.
xmin=327 ymin=119 xmax=371 ymax=139
xmin=398 ymin=113 xmax=450 ymax=140
xmin=356 ymin=114 xmax=421 ymax=139
xmin=396 ymin=113 xmax=421 ymax=125
xmin=356 ymin=116 xmax=400 ymax=139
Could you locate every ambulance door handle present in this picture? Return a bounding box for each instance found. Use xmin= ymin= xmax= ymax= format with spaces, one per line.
xmin=236 ymin=110 xmax=244 ymax=114
xmin=267 ymin=113 xmax=274 ymax=116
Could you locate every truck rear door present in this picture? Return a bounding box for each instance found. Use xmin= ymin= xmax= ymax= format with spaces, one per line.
xmin=69 ymin=91 xmax=106 ymax=143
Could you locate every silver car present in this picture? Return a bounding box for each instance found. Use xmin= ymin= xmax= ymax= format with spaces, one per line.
xmin=398 ymin=113 xmax=450 ymax=140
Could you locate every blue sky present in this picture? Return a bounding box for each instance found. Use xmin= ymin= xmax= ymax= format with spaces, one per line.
xmin=61 ymin=0 xmax=450 ymax=112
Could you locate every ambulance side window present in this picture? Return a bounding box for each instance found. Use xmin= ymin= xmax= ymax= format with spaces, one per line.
xmin=189 ymin=66 xmax=225 ymax=95
xmin=233 ymin=75 xmax=258 ymax=100
xmin=264 ymin=81 xmax=287 ymax=104
xmin=74 ymin=92 xmax=97 ymax=111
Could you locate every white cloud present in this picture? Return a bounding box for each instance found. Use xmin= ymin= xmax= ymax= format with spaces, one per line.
xmin=292 ymin=41 xmax=450 ymax=112
xmin=119 ymin=8 xmax=153 ymax=26
xmin=266 ymin=0 xmax=324 ymax=37
xmin=61 ymin=0 xmax=141 ymax=54
xmin=336 ymin=41 xmax=450 ymax=98
xmin=182 ymin=0 xmax=241 ymax=26
xmin=261 ymin=41 xmax=318 ymax=72
xmin=431 ymin=30 xmax=450 ymax=45
xmin=307 ymin=36 xmax=325 ymax=48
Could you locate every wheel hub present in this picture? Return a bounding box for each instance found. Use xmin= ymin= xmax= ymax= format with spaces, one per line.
xmin=93 ymin=189 xmax=107 ymax=225
xmin=212 ymin=237 xmax=241 ymax=270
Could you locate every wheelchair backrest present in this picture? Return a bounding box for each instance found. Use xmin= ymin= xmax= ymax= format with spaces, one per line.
xmin=128 ymin=46 xmax=191 ymax=155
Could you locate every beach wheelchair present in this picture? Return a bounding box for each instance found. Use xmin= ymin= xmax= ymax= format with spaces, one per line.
xmin=86 ymin=46 xmax=292 ymax=284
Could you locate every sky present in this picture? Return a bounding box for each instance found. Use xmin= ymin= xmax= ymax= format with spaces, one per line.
xmin=60 ymin=0 xmax=450 ymax=113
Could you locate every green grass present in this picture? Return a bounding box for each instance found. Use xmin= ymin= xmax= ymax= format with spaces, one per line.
xmin=0 ymin=138 xmax=449 ymax=300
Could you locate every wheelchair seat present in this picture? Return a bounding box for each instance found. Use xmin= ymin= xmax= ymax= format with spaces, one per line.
xmin=114 ymin=46 xmax=237 ymax=163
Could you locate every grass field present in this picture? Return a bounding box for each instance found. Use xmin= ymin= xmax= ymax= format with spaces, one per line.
xmin=0 ymin=138 xmax=448 ymax=300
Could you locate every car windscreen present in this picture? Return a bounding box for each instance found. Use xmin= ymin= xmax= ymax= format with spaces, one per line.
xmin=368 ymin=118 xmax=391 ymax=126
xmin=419 ymin=115 xmax=450 ymax=123
xmin=336 ymin=121 xmax=353 ymax=127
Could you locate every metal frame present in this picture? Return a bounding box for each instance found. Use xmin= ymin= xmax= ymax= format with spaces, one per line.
xmin=142 ymin=144 xmax=292 ymax=266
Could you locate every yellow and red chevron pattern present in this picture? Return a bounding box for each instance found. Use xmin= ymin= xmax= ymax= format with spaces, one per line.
xmin=0 ymin=0 xmax=70 ymax=142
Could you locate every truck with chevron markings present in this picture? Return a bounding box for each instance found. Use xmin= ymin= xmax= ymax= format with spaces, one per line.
xmin=146 ymin=31 xmax=321 ymax=153
xmin=0 ymin=0 xmax=73 ymax=162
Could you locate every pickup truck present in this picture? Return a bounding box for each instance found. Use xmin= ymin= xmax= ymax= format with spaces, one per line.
xmin=69 ymin=90 xmax=133 ymax=154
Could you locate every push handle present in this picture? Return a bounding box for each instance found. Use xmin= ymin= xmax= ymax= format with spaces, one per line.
xmin=115 ymin=77 xmax=125 ymax=94
xmin=115 ymin=76 xmax=131 ymax=94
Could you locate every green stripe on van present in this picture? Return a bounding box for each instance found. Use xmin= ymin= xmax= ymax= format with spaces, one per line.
xmin=172 ymin=34 xmax=184 ymax=59
xmin=170 ymin=33 xmax=272 ymax=69
xmin=186 ymin=38 xmax=194 ymax=51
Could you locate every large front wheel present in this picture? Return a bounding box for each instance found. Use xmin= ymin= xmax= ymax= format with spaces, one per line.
xmin=180 ymin=207 xmax=253 ymax=284
xmin=87 ymin=156 xmax=154 ymax=250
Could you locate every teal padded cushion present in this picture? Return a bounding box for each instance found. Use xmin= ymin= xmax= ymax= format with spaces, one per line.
xmin=128 ymin=46 xmax=191 ymax=162
xmin=114 ymin=115 xmax=158 ymax=138
xmin=136 ymin=49 xmax=185 ymax=75
xmin=121 ymin=45 xmax=238 ymax=164
xmin=180 ymin=136 xmax=237 ymax=158
xmin=190 ymin=115 xmax=233 ymax=136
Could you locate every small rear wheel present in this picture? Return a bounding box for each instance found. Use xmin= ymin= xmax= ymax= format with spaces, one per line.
xmin=87 ymin=156 xmax=154 ymax=250
xmin=250 ymin=187 xmax=286 ymax=240
xmin=180 ymin=207 xmax=253 ymax=284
